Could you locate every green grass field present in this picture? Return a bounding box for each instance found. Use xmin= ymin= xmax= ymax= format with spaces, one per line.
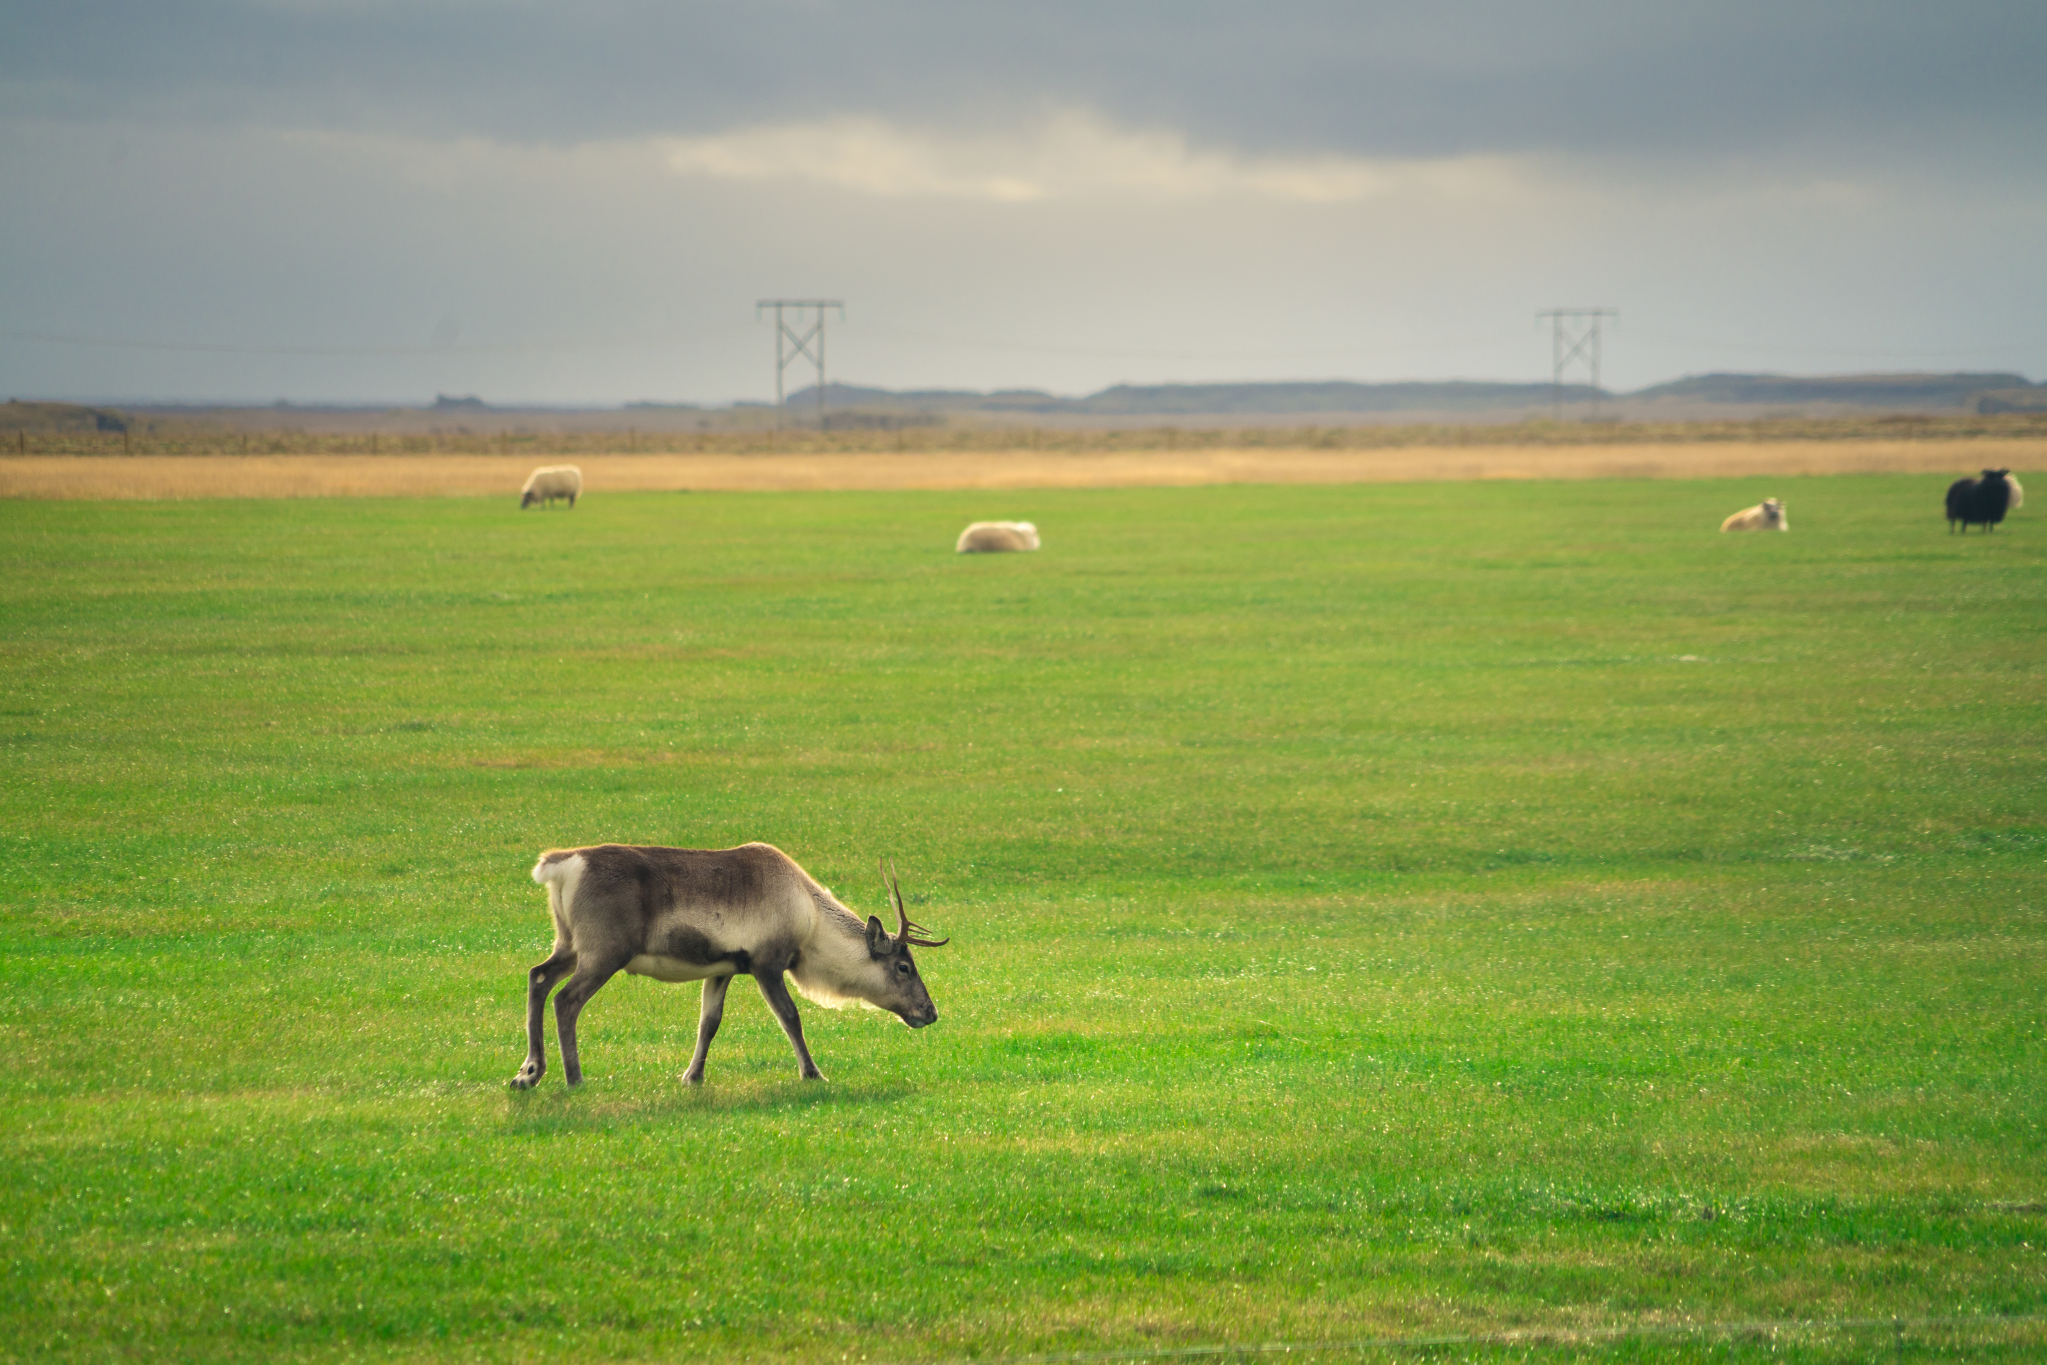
xmin=3 ymin=475 xmax=2043 ymax=1363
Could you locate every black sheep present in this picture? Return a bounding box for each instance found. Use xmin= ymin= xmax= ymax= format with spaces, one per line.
xmin=1946 ymin=468 xmax=2014 ymax=533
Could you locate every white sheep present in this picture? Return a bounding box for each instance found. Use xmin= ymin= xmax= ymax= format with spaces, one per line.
xmin=520 ymin=465 xmax=582 ymax=510
xmin=956 ymin=520 xmax=1041 ymax=553
xmin=2005 ymin=473 xmax=2024 ymax=511
xmin=1720 ymin=498 xmax=1787 ymax=532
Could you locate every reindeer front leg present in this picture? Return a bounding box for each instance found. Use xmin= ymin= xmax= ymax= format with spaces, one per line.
xmin=511 ymin=948 xmax=575 ymax=1089
xmin=755 ymin=970 xmax=825 ymax=1080
xmin=682 ymin=973 xmax=731 ymax=1085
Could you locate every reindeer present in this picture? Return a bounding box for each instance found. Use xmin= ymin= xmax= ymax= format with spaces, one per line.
xmin=512 ymin=843 xmax=947 ymax=1088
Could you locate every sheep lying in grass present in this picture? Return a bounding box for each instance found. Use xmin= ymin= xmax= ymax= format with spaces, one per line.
xmin=520 ymin=465 xmax=582 ymax=510
xmin=1945 ymin=469 xmax=2015 ymax=533
xmin=1720 ymin=498 xmax=1787 ymax=532
xmin=956 ymin=521 xmax=1040 ymax=553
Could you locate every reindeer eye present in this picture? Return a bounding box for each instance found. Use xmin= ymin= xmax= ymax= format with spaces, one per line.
xmin=895 ymin=960 xmax=911 ymax=974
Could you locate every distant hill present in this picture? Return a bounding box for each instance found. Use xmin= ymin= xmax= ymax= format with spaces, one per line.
xmin=1077 ymin=381 xmax=1598 ymax=414
xmin=787 ymin=384 xmax=1069 ymax=413
xmin=1970 ymin=387 xmax=2047 ymax=414
xmin=22 ymin=370 xmax=2041 ymax=434
xmin=1629 ymin=372 xmax=2032 ymax=409
xmin=788 ymin=372 xmax=2041 ymax=420
xmin=790 ymin=379 xmax=1594 ymax=417
xmin=1 ymin=399 xmax=131 ymax=432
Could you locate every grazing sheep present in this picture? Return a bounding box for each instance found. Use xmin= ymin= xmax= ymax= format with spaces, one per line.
xmin=520 ymin=465 xmax=582 ymax=510
xmin=1720 ymin=498 xmax=1787 ymax=533
xmin=956 ymin=520 xmax=1040 ymax=553
xmin=1945 ymin=469 xmax=2013 ymax=532
xmin=2004 ymin=472 xmax=2024 ymax=511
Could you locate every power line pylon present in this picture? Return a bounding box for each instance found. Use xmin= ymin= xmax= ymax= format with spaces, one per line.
xmin=757 ymin=299 xmax=844 ymax=432
xmin=1536 ymin=308 xmax=1618 ymax=420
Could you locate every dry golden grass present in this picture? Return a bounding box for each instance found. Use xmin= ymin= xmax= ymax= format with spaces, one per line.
xmin=0 ymin=437 xmax=2032 ymax=499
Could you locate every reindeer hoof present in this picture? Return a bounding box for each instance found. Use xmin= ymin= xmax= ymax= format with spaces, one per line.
xmin=510 ymin=1062 xmax=543 ymax=1089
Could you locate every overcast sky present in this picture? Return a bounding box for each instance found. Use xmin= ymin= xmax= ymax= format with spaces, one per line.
xmin=4 ymin=2 xmax=2044 ymax=405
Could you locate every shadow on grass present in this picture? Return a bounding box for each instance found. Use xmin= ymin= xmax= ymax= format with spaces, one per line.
xmin=500 ymin=1077 xmax=915 ymax=1133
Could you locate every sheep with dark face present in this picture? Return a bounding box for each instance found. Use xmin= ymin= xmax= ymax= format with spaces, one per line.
xmin=521 ymin=465 xmax=582 ymax=510
xmin=1721 ymin=498 xmax=1787 ymax=532
xmin=1946 ymin=469 xmax=2016 ymax=532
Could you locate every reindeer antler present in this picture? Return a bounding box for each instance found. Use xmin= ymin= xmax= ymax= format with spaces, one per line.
xmin=879 ymin=857 xmax=950 ymax=948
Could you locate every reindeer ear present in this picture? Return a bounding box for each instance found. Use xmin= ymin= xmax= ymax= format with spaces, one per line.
xmin=865 ymin=915 xmax=892 ymax=957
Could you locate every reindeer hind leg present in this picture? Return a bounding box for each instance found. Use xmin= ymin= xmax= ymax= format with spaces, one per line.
xmin=553 ymin=953 xmax=628 ymax=1088
xmin=511 ymin=948 xmax=576 ymax=1089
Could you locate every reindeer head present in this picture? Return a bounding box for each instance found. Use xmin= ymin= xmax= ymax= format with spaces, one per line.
xmin=861 ymin=859 xmax=947 ymax=1028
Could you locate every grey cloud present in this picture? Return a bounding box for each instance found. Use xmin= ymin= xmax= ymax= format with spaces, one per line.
xmin=7 ymin=1 xmax=2044 ymax=405
xmin=4 ymin=1 xmax=2043 ymax=163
